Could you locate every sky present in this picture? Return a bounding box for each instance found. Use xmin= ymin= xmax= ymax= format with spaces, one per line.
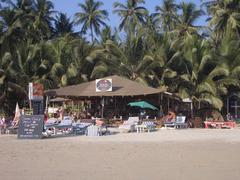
xmin=51 ymin=0 xmax=206 ymax=39
xmin=51 ymin=0 xmax=207 ymax=33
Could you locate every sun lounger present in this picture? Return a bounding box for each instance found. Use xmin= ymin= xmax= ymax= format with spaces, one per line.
xmin=118 ymin=116 xmax=139 ymax=132
xmin=72 ymin=122 xmax=92 ymax=135
xmin=142 ymin=121 xmax=156 ymax=131
xmin=164 ymin=116 xmax=187 ymax=129
xmin=6 ymin=126 xmax=18 ymax=134
xmin=136 ymin=121 xmax=156 ymax=133
xmin=45 ymin=118 xmax=59 ymax=128
xmin=164 ymin=121 xmax=175 ymax=129
xmin=175 ymin=116 xmax=187 ymax=129
xmin=55 ymin=119 xmax=72 ymax=128
xmin=52 ymin=119 xmax=73 ymax=135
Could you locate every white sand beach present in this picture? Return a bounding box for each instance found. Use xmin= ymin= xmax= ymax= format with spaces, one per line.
xmin=1 ymin=129 xmax=240 ymax=180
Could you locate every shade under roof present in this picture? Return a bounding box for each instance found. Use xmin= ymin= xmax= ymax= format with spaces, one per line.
xmin=45 ymin=75 xmax=166 ymax=97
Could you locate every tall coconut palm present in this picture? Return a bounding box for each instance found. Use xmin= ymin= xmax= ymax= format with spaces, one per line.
xmin=144 ymin=33 xmax=181 ymax=88
xmin=152 ymin=0 xmax=178 ymax=32
xmin=113 ymin=0 xmax=148 ymax=31
xmin=0 ymin=7 xmax=18 ymax=55
xmin=74 ymin=0 xmax=108 ymax=43
xmin=32 ymin=0 xmax=55 ymax=40
xmin=170 ymin=2 xmax=204 ymax=50
xmin=0 ymin=0 xmax=34 ymax=52
xmin=204 ymin=0 xmax=240 ymax=42
xmin=54 ymin=13 xmax=74 ymax=37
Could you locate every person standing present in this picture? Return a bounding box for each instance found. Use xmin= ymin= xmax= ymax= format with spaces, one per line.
xmin=58 ymin=106 xmax=64 ymax=120
xmin=0 ymin=116 xmax=6 ymax=134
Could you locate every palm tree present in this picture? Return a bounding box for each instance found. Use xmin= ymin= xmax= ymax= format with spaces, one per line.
xmin=152 ymin=0 xmax=178 ymax=32
xmin=0 ymin=7 xmax=18 ymax=55
xmin=0 ymin=49 xmax=31 ymax=115
xmin=32 ymin=0 xmax=55 ymax=40
xmin=113 ymin=0 xmax=148 ymax=31
xmin=0 ymin=0 xmax=34 ymax=52
xmin=144 ymin=34 xmax=180 ymax=88
xmin=54 ymin=13 xmax=74 ymax=37
xmin=74 ymin=0 xmax=108 ymax=42
xmin=44 ymin=35 xmax=95 ymax=86
xmin=203 ymin=0 xmax=240 ymax=42
xmin=98 ymin=26 xmax=119 ymax=45
xmin=170 ymin=2 xmax=204 ymax=50
xmin=89 ymin=29 xmax=156 ymax=84
xmin=213 ymin=34 xmax=240 ymax=91
xmin=176 ymin=37 xmax=239 ymax=111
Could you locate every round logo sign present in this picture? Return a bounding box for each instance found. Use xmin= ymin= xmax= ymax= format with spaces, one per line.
xmin=96 ymin=79 xmax=112 ymax=91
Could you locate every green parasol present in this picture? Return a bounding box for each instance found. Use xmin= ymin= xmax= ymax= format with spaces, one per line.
xmin=128 ymin=101 xmax=158 ymax=110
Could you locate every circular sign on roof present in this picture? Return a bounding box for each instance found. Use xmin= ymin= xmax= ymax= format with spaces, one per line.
xmin=96 ymin=79 xmax=112 ymax=92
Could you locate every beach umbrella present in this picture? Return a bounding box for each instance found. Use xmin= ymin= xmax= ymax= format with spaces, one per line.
xmin=13 ymin=102 xmax=21 ymax=124
xmin=128 ymin=101 xmax=158 ymax=110
xmin=14 ymin=102 xmax=20 ymax=117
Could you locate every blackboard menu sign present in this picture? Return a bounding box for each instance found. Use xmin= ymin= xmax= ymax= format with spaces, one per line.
xmin=18 ymin=115 xmax=44 ymax=139
xmin=32 ymin=100 xmax=44 ymax=115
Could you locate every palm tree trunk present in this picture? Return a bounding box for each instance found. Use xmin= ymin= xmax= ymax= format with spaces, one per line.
xmin=190 ymin=99 xmax=194 ymax=118
xmin=91 ymin=25 xmax=94 ymax=43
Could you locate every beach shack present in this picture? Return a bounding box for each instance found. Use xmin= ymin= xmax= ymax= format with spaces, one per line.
xmin=45 ymin=75 xmax=181 ymax=120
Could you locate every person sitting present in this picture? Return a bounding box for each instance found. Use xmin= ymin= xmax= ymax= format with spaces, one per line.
xmin=206 ymin=110 xmax=224 ymax=122
xmin=95 ymin=119 xmax=104 ymax=126
xmin=12 ymin=115 xmax=20 ymax=128
xmin=166 ymin=110 xmax=176 ymax=122
xmin=226 ymin=113 xmax=234 ymax=121
xmin=71 ymin=112 xmax=78 ymax=122
xmin=95 ymin=118 xmax=109 ymax=135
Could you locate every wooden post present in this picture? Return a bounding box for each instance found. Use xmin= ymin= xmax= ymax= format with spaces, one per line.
xmin=114 ymin=96 xmax=116 ymax=117
xmin=101 ymin=97 xmax=104 ymax=118
xmin=191 ymin=101 xmax=193 ymax=118
xmin=29 ymin=100 xmax=32 ymax=115
xmin=227 ymin=97 xmax=229 ymax=114
xmin=167 ymin=96 xmax=169 ymax=112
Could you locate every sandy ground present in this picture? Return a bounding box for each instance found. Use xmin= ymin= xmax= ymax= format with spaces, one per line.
xmin=1 ymin=129 xmax=240 ymax=180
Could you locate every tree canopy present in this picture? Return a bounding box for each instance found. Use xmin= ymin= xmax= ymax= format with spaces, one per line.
xmin=0 ymin=0 xmax=240 ymax=116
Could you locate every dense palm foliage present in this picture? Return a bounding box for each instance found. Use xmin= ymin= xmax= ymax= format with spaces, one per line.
xmin=0 ymin=0 xmax=240 ymax=116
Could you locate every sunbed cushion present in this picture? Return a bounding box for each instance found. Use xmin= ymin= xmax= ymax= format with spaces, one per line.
xmin=176 ymin=116 xmax=186 ymax=123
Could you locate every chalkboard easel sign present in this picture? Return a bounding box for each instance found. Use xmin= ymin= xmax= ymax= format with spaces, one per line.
xmin=18 ymin=115 xmax=44 ymax=139
xmin=32 ymin=100 xmax=44 ymax=115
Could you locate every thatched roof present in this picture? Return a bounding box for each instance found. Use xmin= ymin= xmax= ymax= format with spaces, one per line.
xmin=45 ymin=75 xmax=166 ymax=97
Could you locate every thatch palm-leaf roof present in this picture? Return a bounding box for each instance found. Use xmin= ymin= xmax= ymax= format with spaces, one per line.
xmin=45 ymin=75 xmax=166 ymax=97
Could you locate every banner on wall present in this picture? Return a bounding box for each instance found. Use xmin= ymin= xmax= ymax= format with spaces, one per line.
xmin=29 ymin=83 xmax=44 ymax=100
